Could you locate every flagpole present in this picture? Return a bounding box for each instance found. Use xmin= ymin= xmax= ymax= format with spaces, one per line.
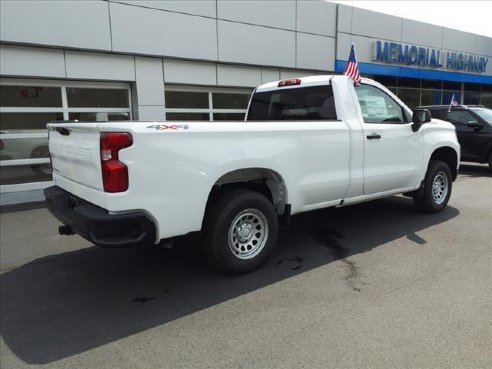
xmin=448 ymin=94 xmax=455 ymax=113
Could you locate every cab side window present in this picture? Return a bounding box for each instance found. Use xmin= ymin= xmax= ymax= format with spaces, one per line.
xmin=355 ymin=84 xmax=407 ymax=124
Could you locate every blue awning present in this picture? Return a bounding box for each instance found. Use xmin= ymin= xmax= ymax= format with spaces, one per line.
xmin=335 ymin=60 xmax=492 ymax=85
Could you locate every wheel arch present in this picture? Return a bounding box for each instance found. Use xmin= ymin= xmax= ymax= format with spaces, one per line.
xmin=429 ymin=146 xmax=458 ymax=181
xmin=205 ymin=167 xmax=288 ymax=216
xmin=481 ymin=141 xmax=492 ymax=163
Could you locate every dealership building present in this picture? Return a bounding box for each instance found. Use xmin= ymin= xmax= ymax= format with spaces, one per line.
xmin=1 ymin=0 xmax=491 ymax=205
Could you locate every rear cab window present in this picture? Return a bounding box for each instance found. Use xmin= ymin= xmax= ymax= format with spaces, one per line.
xmin=247 ymin=85 xmax=337 ymax=121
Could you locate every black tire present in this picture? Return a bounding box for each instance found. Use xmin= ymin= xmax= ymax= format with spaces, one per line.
xmin=488 ymin=152 xmax=492 ymax=172
xmin=203 ymin=189 xmax=279 ymax=274
xmin=414 ymin=160 xmax=452 ymax=213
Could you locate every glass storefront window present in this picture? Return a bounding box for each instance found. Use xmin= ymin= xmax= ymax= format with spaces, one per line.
xmin=443 ymin=81 xmax=461 ymax=90
xmin=0 ymin=164 xmax=52 ymax=185
xmin=66 ymin=88 xmax=129 ymax=108
xmin=0 ymin=86 xmax=62 ymax=107
xmin=68 ymin=112 xmax=131 ymax=121
xmin=166 ymin=112 xmax=209 ymax=121
xmin=373 ymin=76 xmax=397 ymax=87
xmin=1 ymin=137 xmax=49 ymax=161
xmin=397 ymin=88 xmax=420 ymax=109
xmin=1 ymin=80 xmax=132 ymax=192
xmin=165 ymin=87 xmax=253 ymax=122
xmin=367 ymin=77 xmax=491 ymax=109
xmin=463 ymin=92 xmax=480 ymax=105
xmin=212 ymin=93 xmax=249 ymax=109
xmin=165 ymin=91 xmax=208 ymax=109
xmin=0 ymin=112 xmax=63 ymax=132
xmin=421 ymin=90 xmax=442 ymax=106
xmin=481 ymin=85 xmax=492 ymax=108
xmin=481 ymin=93 xmax=492 ymax=108
xmin=422 ymin=79 xmax=442 ymax=89
xmin=464 ymin=83 xmax=481 ymax=92
xmin=398 ymin=78 xmax=420 ymax=88
xmin=213 ymin=113 xmax=245 ymax=121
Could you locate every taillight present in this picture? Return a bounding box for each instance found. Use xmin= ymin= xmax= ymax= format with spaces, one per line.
xmin=100 ymin=132 xmax=133 ymax=192
xmin=278 ymin=78 xmax=301 ymax=87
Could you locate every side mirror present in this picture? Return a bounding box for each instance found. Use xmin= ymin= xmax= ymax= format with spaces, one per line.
xmin=466 ymin=120 xmax=483 ymax=129
xmin=412 ymin=109 xmax=431 ymax=132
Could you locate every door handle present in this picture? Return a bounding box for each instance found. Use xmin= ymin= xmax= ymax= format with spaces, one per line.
xmin=366 ymin=133 xmax=381 ymax=140
xmin=56 ymin=127 xmax=71 ymax=136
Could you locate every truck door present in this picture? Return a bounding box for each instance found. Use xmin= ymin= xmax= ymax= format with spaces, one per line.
xmin=355 ymin=84 xmax=423 ymax=194
xmin=445 ymin=109 xmax=485 ymax=161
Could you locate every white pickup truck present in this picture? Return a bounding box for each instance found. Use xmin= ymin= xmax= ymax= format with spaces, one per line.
xmin=44 ymin=75 xmax=460 ymax=273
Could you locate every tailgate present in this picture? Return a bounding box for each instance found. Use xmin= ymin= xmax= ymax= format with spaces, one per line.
xmin=48 ymin=123 xmax=104 ymax=191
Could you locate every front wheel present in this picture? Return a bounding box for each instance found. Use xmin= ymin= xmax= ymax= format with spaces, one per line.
xmin=414 ymin=160 xmax=452 ymax=213
xmin=203 ymin=190 xmax=279 ymax=274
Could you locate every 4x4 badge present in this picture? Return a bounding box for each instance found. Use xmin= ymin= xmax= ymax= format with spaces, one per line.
xmin=146 ymin=124 xmax=189 ymax=130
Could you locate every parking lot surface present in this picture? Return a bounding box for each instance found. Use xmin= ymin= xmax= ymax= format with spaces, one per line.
xmin=1 ymin=164 xmax=491 ymax=369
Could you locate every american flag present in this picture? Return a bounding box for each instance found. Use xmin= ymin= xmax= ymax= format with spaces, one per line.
xmin=343 ymin=44 xmax=361 ymax=85
xmin=450 ymin=94 xmax=459 ymax=106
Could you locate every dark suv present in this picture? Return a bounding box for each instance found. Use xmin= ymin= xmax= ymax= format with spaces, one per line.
xmin=417 ymin=105 xmax=492 ymax=171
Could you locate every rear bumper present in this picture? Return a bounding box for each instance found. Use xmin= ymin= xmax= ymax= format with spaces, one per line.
xmin=44 ymin=186 xmax=156 ymax=248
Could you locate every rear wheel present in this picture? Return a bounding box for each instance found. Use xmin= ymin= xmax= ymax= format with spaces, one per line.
xmin=203 ymin=190 xmax=279 ymax=274
xmin=414 ymin=160 xmax=452 ymax=213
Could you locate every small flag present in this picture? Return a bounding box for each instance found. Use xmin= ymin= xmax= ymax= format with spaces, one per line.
xmin=343 ymin=44 xmax=361 ymax=85
xmin=448 ymin=94 xmax=459 ymax=112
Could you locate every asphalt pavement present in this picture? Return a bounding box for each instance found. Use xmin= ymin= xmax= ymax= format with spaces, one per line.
xmin=1 ymin=163 xmax=491 ymax=369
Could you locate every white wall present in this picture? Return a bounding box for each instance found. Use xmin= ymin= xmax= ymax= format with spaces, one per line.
xmin=0 ymin=0 xmax=338 ymax=72
xmin=0 ymin=1 xmax=111 ymax=50
xmin=109 ymin=2 xmax=218 ymax=61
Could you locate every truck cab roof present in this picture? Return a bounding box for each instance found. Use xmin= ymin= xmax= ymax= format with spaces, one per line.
xmin=255 ymin=75 xmax=382 ymax=93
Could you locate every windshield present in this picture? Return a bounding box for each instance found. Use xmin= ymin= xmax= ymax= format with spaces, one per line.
xmin=471 ymin=108 xmax=492 ymax=125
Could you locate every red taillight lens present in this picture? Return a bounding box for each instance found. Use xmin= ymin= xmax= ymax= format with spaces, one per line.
xmin=100 ymin=132 xmax=133 ymax=192
xmin=278 ymin=78 xmax=301 ymax=87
